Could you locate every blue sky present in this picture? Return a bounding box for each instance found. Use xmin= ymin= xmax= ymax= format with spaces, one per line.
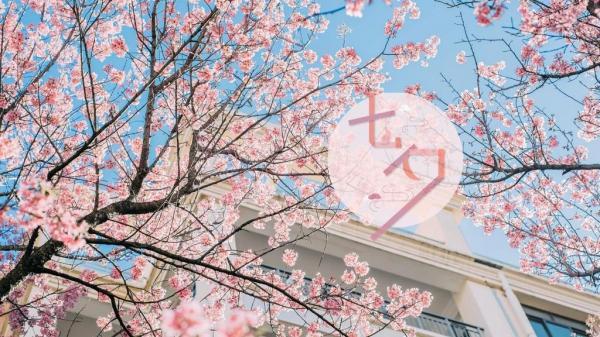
xmin=311 ymin=1 xmax=526 ymax=266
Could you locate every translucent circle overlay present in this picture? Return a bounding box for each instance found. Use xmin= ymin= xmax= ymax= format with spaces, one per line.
xmin=328 ymin=93 xmax=463 ymax=239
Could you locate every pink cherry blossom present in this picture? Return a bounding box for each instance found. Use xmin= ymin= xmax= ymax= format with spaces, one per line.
xmin=96 ymin=315 xmax=113 ymax=332
xmin=215 ymin=309 xmax=258 ymax=337
xmin=110 ymin=37 xmax=128 ymax=57
xmin=0 ymin=135 xmax=19 ymax=160
xmin=354 ymin=261 xmax=370 ymax=277
xmin=282 ymin=249 xmax=298 ymax=267
xmin=341 ymin=269 xmax=357 ymax=284
xmin=390 ymin=35 xmax=440 ymax=70
xmin=456 ymin=50 xmax=466 ymax=64
xmin=384 ymin=1 xmax=419 ymax=36
xmin=346 ymin=0 xmax=366 ymax=17
xmin=474 ymin=0 xmax=507 ymax=26
xmin=162 ymin=301 xmax=209 ymax=337
xmin=343 ymin=252 xmax=359 ymax=267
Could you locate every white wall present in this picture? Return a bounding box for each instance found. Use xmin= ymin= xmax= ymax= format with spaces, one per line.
xmin=57 ymin=313 xmax=106 ymax=337
xmin=235 ymin=230 xmax=460 ymax=318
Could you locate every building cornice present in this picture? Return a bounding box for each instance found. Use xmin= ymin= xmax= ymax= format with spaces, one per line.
xmin=325 ymin=220 xmax=600 ymax=315
xmin=198 ymin=182 xmax=599 ymax=314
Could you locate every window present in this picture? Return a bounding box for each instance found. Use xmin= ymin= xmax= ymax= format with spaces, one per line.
xmin=524 ymin=306 xmax=588 ymax=337
xmin=530 ymin=318 xmax=550 ymax=337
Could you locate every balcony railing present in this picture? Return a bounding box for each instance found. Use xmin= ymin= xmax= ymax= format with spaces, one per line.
xmin=405 ymin=313 xmax=484 ymax=337
xmin=260 ymin=265 xmax=484 ymax=337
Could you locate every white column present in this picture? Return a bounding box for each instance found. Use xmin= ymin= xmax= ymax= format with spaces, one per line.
xmin=453 ymin=280 xmax=527 ymax=337
xmin=498 ymin=272 xmax=537 ymax=337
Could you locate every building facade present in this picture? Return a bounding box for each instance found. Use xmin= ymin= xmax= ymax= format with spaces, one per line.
xmin=1 ymin=194 xmax=597 ymax=337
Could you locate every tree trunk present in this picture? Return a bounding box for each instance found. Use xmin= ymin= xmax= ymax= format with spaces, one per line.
xmin=0 ymin=240 xmax=62 ymax=301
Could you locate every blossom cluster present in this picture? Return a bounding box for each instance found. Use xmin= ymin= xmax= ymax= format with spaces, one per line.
xmin=474 ymin=0 xmax=507 ymax=26
xmin=390 ymin=36 xmax=440 ymax=70
xmin=10 ymin=179 xmax=89 ymax=250
xmin=0 ymin=0 xmax=437 ymax=336
xmin=162 ymin=303 xmax=259 ymax=337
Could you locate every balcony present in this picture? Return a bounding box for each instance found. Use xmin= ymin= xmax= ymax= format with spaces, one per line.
xmin=260 ymin=265 xmax=485 ymax=337
xmin=405 ymin=313 xmax=484 ymax=337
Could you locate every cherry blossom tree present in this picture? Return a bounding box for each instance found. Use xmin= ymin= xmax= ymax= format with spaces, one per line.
xmin=0 ymin=1 xmax=435 ymax=336
xmin=434 ymin=0 xmax=600 ymax=291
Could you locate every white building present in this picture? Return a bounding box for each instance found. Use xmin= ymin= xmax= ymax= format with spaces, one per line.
xmin=1 ymin=195 xmax=597 ymax=337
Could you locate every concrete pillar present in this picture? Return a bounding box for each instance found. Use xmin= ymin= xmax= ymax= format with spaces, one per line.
xmin=453 ymin=280 xmax=524 ymax=337
xmin=498 ymin=272 xmax=537 ymax=337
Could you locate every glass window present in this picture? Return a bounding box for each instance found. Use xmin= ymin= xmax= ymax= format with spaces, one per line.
xmin=546 ymin=322 xmax=574 ymax=337
xmin=529 ymin=318 xmax=550 ymax=337
xmin=527 ymin=314 xmax=588 ymax=337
